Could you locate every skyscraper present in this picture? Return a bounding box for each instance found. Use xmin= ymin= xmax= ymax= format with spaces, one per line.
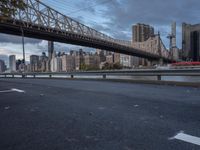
xmin=132 ymin=23 xmax=155 ymax=66
xmin=114 ymin=53 xmax=120 ymax=64
xmin=62 ymin=55 xmax=75 ymax=72
xmin=132 ymin=23 xmax=154 ymax=42
xmin=172 ymin=22 xmax=177 ymax=48
xmin=48 ymin=41 xmax=54 ymax=60
xmin=9 ymin=55 xmax=16 ymax=72
xmin=182 ymin=23 xmax=200 ymax=61
xmin=0 ymin=60 xmax=6 ymax=72
xmin=120 ymin=54 xmax=134 ymax=68
xmin=51 ymin=57 xmax=62 ymax=72
xmin=30 ymin=55 xmax=39 ymax=72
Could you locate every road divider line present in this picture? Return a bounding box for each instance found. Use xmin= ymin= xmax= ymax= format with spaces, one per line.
xmin=170 ymin=131 xmax=200 ymax=146
xmin=0 ymin=88 xmax=25 ymax=93
xmin=11 ymin=88 xmax=25 ymax=93
xmin=0 ymin=90 xmax=12 ymax=93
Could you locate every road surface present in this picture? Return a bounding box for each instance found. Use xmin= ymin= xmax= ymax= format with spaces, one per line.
xmin=0 ymin=78 xmax=200 ymax=150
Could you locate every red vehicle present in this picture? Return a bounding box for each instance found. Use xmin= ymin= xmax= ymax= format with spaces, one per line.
xmin=171 ymin=62 xmax=200 ymax=69
xmin=172 ymin=62 xmax=200 ymax=66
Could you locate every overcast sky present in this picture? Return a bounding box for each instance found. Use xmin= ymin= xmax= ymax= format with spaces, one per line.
xmin=0 ymin=0 xmax=200 ymax=62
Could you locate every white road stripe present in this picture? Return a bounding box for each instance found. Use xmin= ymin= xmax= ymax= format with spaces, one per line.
xmin=0 ymin=90 xmax=13 ymax=93
xmin=0 ymin=88 xmax=25 ymax=93
xmin=170 ymin=131 xmax=200 ymax=146
xmin=11 ymin=88 xmax=25 ymax=93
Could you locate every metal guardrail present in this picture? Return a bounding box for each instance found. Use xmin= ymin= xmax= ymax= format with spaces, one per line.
xmin=1 ymin=69 xmax=200 ymax=81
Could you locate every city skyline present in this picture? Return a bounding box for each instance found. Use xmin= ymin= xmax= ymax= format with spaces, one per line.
xmin=0 ymin=0 xmax=200 ymax=61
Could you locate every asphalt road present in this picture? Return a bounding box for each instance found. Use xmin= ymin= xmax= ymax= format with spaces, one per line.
xmin=0 ymin=78 xmax=200 ymax=150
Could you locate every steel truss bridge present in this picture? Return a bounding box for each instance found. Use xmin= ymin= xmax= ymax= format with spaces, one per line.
xmin=0 ymin=0 xmax=171 ymax=62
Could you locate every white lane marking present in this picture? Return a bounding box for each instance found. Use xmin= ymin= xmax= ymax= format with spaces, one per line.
xmin=11 ymin=88 xmax=25 ymax=93
xmin=0 ymin=90 xmax=12 ymax=93
xmin=170 ymin=131 xmax=200 ymax=146
xmin=0 ymin=88 xmax=25 ymax=93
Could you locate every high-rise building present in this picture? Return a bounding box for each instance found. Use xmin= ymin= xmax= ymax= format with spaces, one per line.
xmin=51 ymin=57 xmax=62 ymax=72
xmin=106 ymin=55 xmax=114 ymax=64
xmin=132 ymin=23 xmax=155 ymax=66
xmin=120 ymin=54 xmax=133 ymax=68
xmin=38 ymin=52 xmax=48 ymax=72
xmin=84 ymin=55 xmax=100 ymax=69
xmin=114 ymin=53 xmax=120 ymax=64
xmin=182 ymin=23 xmax=200 ymax=61
xmin=62 ymin=55 xmax=75 ymax=72
xmin=48 ymin=41 xmax=54 ymax=60
xmin=170 ymin=22 xmax=179 ymax=60
xmin=0 ymin=60 xmax=6 ymax=72
xmin=96 ymin=49 xmax=106 ymax=62
xmin=0 ymin=55 xmax=8 ymax=67
xmin=30 ymin=55 xmax=39 ymax=72
xmin=45 ymin=59 xmax=51 ymax=72
xmin=9 ymin=55 xmax=16 ymax=72
xmin=172 ymin=22 xmax=177 ymax=49
xmin=75 ymin=50 xmax=84 ymax=70
xmin=132 ymin=23 xmax=154 ymax=42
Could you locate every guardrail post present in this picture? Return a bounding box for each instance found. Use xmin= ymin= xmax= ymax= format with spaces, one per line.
xmin=33 ymin=74 xmax=35 ymax=78
xmin=71 ymin=75 xmax=74 ymax=79
xmin=157 ymin=75 xmax=161 ymax=81
xmin=103 ymin=74 xmax=106 ymax=79
xmin=12 ymin=74 xmax=14 ymax=78
xmin=5 ymin=74 xmax=7 ymax=78
xmin=22 ymin=74 xmax=25 ymax=78
xmin=49 ymin=74 xmax=52 ymax=78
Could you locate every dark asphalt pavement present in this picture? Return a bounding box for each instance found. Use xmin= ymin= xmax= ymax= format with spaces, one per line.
xmin=0 ymin=78 xmax=200 ymax=150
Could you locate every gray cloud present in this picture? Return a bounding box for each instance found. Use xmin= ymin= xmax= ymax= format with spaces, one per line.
xmin=103 ymin=0 xmax=200 ymax=25
xmin=0 ymin=33 xmax=41 ymax=44
xmin=89 ymin=0 xmax=200 ymax=47
xmin=1 ymin=0 xmax=200 ymax=52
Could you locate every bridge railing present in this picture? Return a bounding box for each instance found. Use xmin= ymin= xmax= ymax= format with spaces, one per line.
xmin=1 ymin=69 xmax=200 ymax=81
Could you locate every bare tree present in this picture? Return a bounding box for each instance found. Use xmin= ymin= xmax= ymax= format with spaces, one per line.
xmin=0 ymin=0 xmax=26 ymax=18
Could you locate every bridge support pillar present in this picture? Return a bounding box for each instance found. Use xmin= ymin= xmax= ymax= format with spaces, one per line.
xmin=22 ymin=74 xmax=25 ymax=78
xmin=147 ymin=61 xmax=152 ymax=67
xmin=159 ymin=58 xmax=164 ymax=66
xmin=157 ymin=75 xmax=161 ymax=81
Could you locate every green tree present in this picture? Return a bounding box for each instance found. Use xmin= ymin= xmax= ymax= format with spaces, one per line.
xmin=113 ymin=62 xmax=122 ymax=69
xmin=102 ymin=62 xmax=122 ymax=70
xmin=102 ymin=62 xmax=112 ymax=70
xmin=0 ymin=0 xmax=26 ymax=18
